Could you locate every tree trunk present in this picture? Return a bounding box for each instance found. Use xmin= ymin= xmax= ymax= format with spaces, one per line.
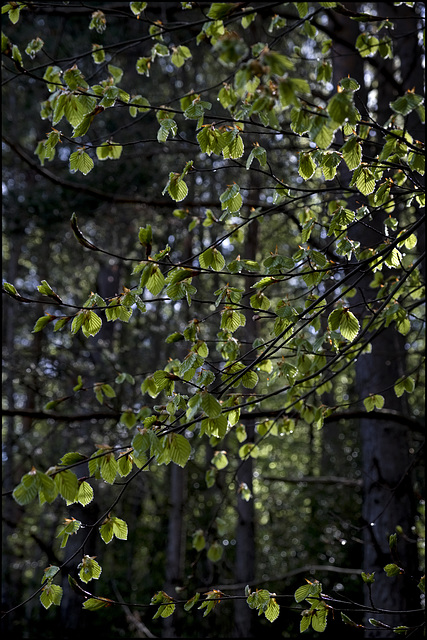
xmin=162 ymin=464 xmax=187 ymax=638
xmin=233 ymin=217 xmax=258 ymax=637
xmin=331 ymin=4 xmax=423 ymax=635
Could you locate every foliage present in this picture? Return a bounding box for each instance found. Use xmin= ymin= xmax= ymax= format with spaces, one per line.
xmin=2 ymin=1 xmax=425 ymax=638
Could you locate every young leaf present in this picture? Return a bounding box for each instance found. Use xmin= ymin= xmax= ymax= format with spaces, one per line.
xmin=78 ymin=555 xmax=102 ymax=583
xmin=207 ymin=541 xmax=223 ymax=562
xmin=169 ymin=433 xmax=191 ymax=467
xmin=201 ymin=392 xmax=222 ymax=418
xmin=100 ymin=453 xmax=118 ymax=484
xmin=82 ymin=311 xmax=102 ymax=337
xmin=339 ymin=309 xmax=359 ymax=341
xmin=69 ymin=150 xmax=94 ymax=175
xmin=298 ymin=152 xmax=316 ymax=179
xmin=83 ymin=597 xmax=111 ymax=611
xmin=40 ymin=583 xmax=63 ymax=609
xmin=33 ymin=314 xmax=55 ymax=333
xmin=363 ymin=394 xmax=385 ymax=412
xmin=77 ymin=481 xmax=94 ymax=506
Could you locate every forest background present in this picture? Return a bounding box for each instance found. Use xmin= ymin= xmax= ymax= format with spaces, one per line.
xmin=2 ymin=2 xmax=425 ymax=638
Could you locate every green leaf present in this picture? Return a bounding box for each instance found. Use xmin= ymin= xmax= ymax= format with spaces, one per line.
xmin=146 ymin=266 xmax=165 ymax=295
xmin=201 ymin=414 xmax=228 ymax=439
xmin=394 ymin=376 xmax=415 ymax=398
xmin=59 ymin=451 xmax=86 ymax=465
xmin=361 ymin=572 xmax=375 ymax=584
xmin=37 ymin=279 xmax=62 ymax=300
xmin=220 ymin=183 xmax=242 ymax=214
xmin=25 ymin=37 xmax=44 ymax=59
xmin=339 ymin=77 xmax=360 ymax=92
xmin=118 ymin=454 xmax=133 ymax=477
xmin=192 ymin=530 xmax=206 ymax=552
xmin=341 ymin=135 xmax=362 ymax=170
xmin=157 ymin=118 xmax=178 ymax=143
xmin=222 ymin=133 xmax=244 ymax=159
xmin=40 ymin=583 xmax=63 ymax=609
xmin=207 ymin=3 xmax=235 ymax=19
xmin=262 ymin=50 xmax=294 ymax=74
xmin=328 ymin=308 xmax=359 ymax=341
xmin=327 ymin=91 xmax=359 ymax=126
xmin=83 ymin=597 xmax=111 ymax=611
xmin=199 ymin=247 xmax=225 ymax=271
xmin=369 ymin=618 xmax=391 ymax=629
xmin=32 ymin=314 xmax=55 ymax=333
xmin=69 ymin=150 xmax=94 ymax=175
xmin=250 ymin=292 xmax=270 ymax=310
xmin=54 ymin=469 xmax=79 ymax=502
xmin=211 ymin=450 xmax=228 ymax=470
xmin=264 ymin=598 xmax=280 ymax=622
xmin=96 ymin=142 xmax=123 ymax=160
xmin=163 ymin=171 xmax=188 ymax=201
xmin=77 ymin=481 xmax=94 ymax=506
xmin=100 ymin=453 xmax=118 ymax=484
xmin=136 ymin=56 xmax=152 ymax=76
xmin=363 ymin=394 xmax=385 ymax=412
xmin=239 ymin=443 xmax=258 ymax=459
xmin=12 ymin=470 xmax=39 ymax=505
xmin=42 ymin=566 xmax=60 ymax=584
xmin=169 ymin=433 xmax=191 ymax=467
xmin=207 ymin=541 xmax=223 ymax=562
xmin=171 ymin=45 xmax=192 ymax=67
xmin=91 ymin=43 xmax=105 ymax=64
xmin=246 ymin=145 xmax=267 ymax=169
xmin=78 ymin=555 xmax=102 ymax=583
xmin=390 ymin=92 xmax=424 ymax=116
xmin=294 ymin=582 xmax=321 ymax=602
xmin=112 ymin=516 xmax=128 ymax=540
xmin=81 ymin=311 xmax=102 ymax=337
xmin=339 ymin=309 xmax=359 ymax=341
xmin=341 ymin=612 xmax=359 ymax=627
xmin=356 ymin=33 xmax=379 ymax=58
xmin=293 ymin=2 xmax=308 ymax=17
xmin=185 ymin=592 xmax=201 ymax=611
xmin=351 ymin=166 xmax=376 ymax=195
xmin=89 ymin=9 xmax=107 ymax=34
xmin=201 ymin=392 xmax=222 ymax=418
xmin=130 ymin=2 xmax=147 ymax=16
xmin=220 ymin=309 xmax=246 ymax=333
xmin=153 ymin=602 xmax=176 ymax=619
xmin=108 ymin=64 xmax=123 ymax=84
xmin=100 ymin=516 xmax=128 ymax=544
xmin=384 ymin=563 xmax=403 ymax=577
xmin=129 ymin=94 xmax=150 ymax=117
xmin=321 ymin=151 xmax=342 ymax=180
xmin=278 ymin=77 xmax=310 ymax=108
xmin=298 ymin=152 xmax=316 ymax=179
xmin=241 ymin=369 xmax=258 ymax=389
xmin=311 ymin=603 xmax=328 ymax=632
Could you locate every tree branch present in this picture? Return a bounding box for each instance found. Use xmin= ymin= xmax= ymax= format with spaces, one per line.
xmin=263 ymin=475 xmax=362 ymax=486
xmin=3 ymin=407 xmax=424 ymax=433
xmin=239 ymin=408 xmax=424 ymax=433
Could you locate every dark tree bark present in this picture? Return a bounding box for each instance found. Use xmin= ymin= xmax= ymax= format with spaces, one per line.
xmin=162 ymin=464 xmax=187 ymax=638
xmin=331 ymin=4 xmax=424 ymax=636
xmin=233 ymin=217 xmax=259 ymax=637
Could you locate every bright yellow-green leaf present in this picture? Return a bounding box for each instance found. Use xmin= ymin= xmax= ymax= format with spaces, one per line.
xmin=364 ymin=394 xmax=385 ymax=412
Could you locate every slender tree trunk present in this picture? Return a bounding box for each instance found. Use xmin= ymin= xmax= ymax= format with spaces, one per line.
xmin=2 ymin=236 xmax=23 ymax=633
xmin=233 ymin=217 xmax=258 ymax=637
xmin=162 ymin=227 xmax=194 ymax=638
xmin=331 ymin=5 xmax=423 ymax=635
xmin=162 ymin=465 xmax=187 ymax=638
